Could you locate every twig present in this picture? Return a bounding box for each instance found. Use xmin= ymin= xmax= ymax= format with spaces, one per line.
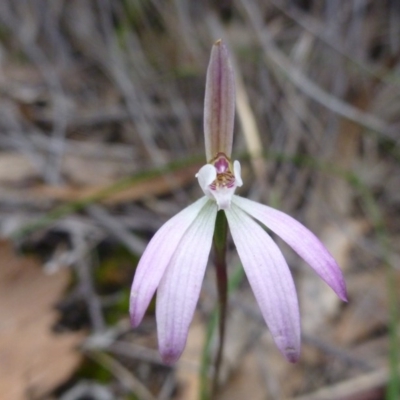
xmin=238 ymin=0 xmax=394 ymax=139
xmin=292 ymin=366 xmax=391 ymax=400
xmin=229 ymin=295 xmax=374 ymax=372
xmin=89 ymin=351 xmax=157 ymax=400
xmin=87 ymin=204 xmax=146 ymax=255
xmin=270 ymin=0 xmax=400 ymax=85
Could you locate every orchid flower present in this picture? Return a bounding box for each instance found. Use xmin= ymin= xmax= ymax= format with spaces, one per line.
xmin=130 ymin=39 xmax=347 ymax=365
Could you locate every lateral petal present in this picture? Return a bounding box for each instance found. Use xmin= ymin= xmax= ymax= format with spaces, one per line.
xmin=232 ymin=196 xmax=347 ymax=301
xmin=130 ymin=197 xmax=210 ymax=328
xmin=196 ymin=164 xmax=216 ymax=197
xmin=225 ymin=204 xmax=300 ymax=362
xmin=156 ymin=201 xmax=218 ymax=364
xmin=233 ymin=160 xmax=243 ymax=187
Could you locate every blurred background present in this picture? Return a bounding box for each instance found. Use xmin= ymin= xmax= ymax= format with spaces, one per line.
xmin=0 ymin=0 xmax=399 ymax=399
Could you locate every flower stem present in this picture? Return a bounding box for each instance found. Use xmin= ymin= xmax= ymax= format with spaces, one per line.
xmin=211 ymin=210 xmax=228 ymax=397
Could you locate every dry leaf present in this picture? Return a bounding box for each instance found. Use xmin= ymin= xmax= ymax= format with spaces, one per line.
xmin=0 ymin=240 xmax=83 ymax=400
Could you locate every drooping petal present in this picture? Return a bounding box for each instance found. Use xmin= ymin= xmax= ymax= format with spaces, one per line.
xmin=225 ymin=204 xmax=300 ymax=362
xmin=130 ymin=196 xmax=210 ymax=328
xmin=156 ymin=201 xmax=218 ymax=364
xmin=204 ymin=39 xmax=235 ymax=161
xmin=232 ymin=196 xmax=348 ymax=301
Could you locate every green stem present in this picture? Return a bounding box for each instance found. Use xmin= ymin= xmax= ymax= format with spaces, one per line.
xmin=199 ymin=262 xmax=245 ymax=400
xmin=211 ymin=210 xmax=228 ymax=397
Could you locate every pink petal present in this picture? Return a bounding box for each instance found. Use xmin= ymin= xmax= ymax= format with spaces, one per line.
xmin=129 ymin=197 xmax=210 ymax=327
xmin=232 ymin=196 xmax=347 ymax=301
xmin=225 ymin=204 xmax=300 ymax=363
xmin=156 ymin=201 xmax=217 ymax=364
xmin=204 ymin=39 xmax=235 ymax=161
